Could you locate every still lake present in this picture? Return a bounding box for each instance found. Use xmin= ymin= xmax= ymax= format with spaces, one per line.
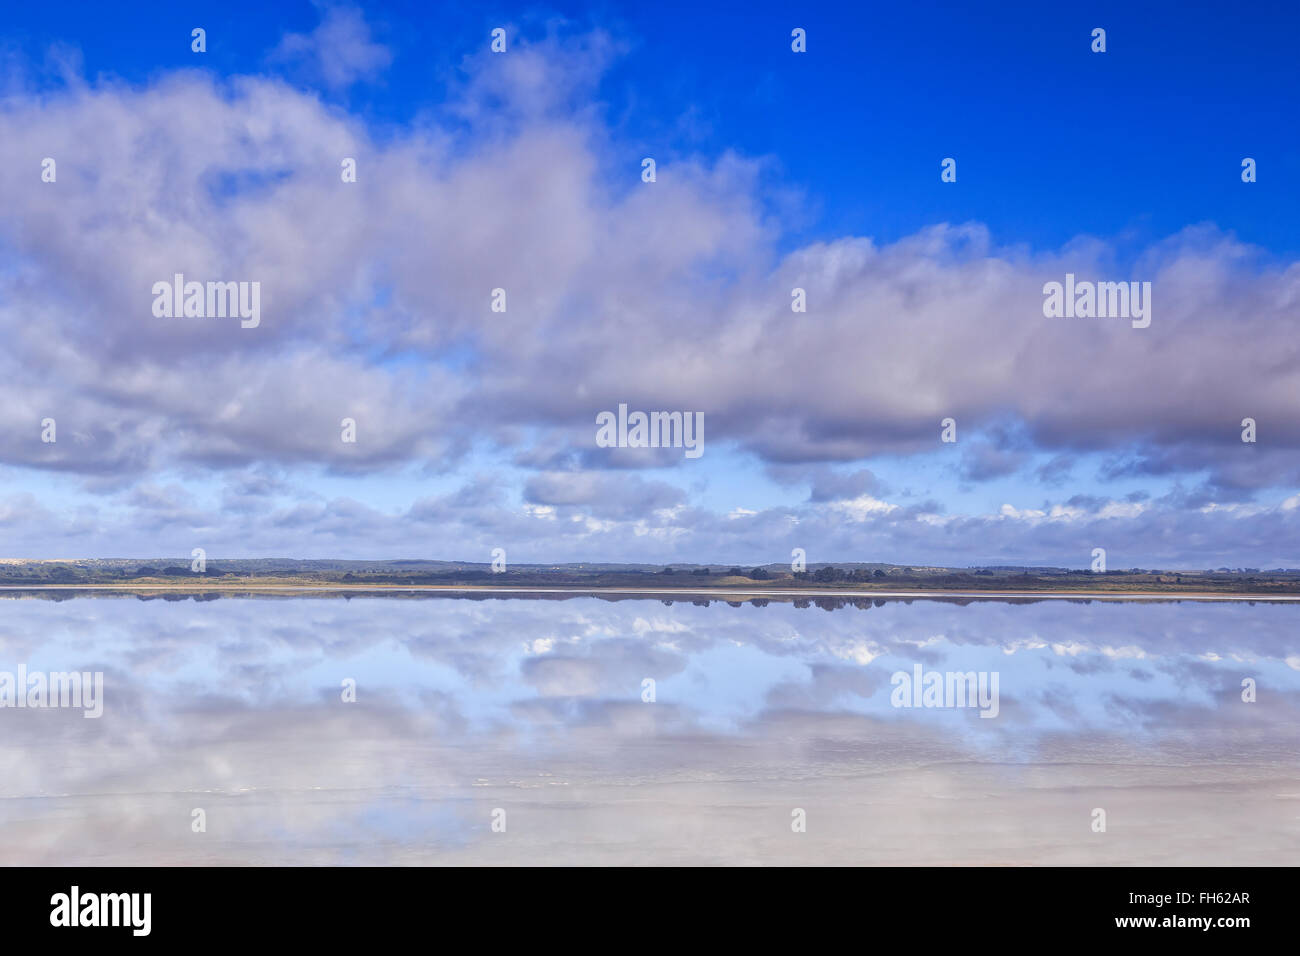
xmin=1 ymin=592 xmax=1297 ymax=865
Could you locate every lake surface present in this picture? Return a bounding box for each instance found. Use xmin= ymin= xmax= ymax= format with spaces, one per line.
xmin=1 ymin=593 xmax=1297 ymax=865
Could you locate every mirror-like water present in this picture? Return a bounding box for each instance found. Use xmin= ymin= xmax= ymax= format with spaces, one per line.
xmin=1 ymin=594 xmax=1296 ymax=865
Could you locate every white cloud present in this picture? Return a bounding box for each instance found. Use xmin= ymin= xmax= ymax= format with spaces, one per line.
xmin=0 ymin=31 xmax=1297 ymax=564
xmin=270 ymin=7 xmax=392 ymax=88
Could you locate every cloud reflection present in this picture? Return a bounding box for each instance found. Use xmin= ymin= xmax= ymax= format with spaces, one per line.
xmin=0 ymin=594 xmax=1295 ymax=864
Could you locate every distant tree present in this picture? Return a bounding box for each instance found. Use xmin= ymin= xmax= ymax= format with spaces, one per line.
xmin=872 ymin=569 xmax=887 ymax=578
xmin=661 ymin=567 xmax=675 ymax=575
xmin=692 ymin=568 xmax=710 ymax=576
xmin=728 ymin=567 xmax=743 ymax=576
xmin=749 ymin=567 xmax=770 ymax=580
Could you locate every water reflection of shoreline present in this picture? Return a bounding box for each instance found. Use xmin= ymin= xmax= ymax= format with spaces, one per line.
xmin=3 ymin=587 xmax=1300 ymax=611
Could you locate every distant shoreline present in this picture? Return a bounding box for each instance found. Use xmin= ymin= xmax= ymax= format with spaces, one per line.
xmin=2 ymin=584 xmax=1298 ymax=602
xmin=5 ymin=559 xmax=1300 ymax=600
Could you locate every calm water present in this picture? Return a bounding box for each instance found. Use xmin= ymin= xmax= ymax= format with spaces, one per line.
xmin=1 ymin=593 xmax=1297 ymax=865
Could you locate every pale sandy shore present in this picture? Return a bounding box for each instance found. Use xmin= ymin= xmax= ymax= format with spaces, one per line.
xmin=1 ymin=584 xmax=1299 ymax=602
xmin=6 ymin=762 xmax=1297 ymax=866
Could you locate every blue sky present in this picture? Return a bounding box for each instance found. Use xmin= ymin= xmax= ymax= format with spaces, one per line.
xmin=8 ymin=0 xmax=1296 ymax=254
xmin=0 ymin=1 xmax=1298 ymax=566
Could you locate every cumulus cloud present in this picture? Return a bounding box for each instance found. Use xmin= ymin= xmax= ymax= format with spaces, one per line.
xmin=269 ymin=6 xmax=392 ymax=89
xmin=0 ymin=29 xmax=1296 ymax=564
xmin=524 ymin=472 xmax=685 ymax=518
